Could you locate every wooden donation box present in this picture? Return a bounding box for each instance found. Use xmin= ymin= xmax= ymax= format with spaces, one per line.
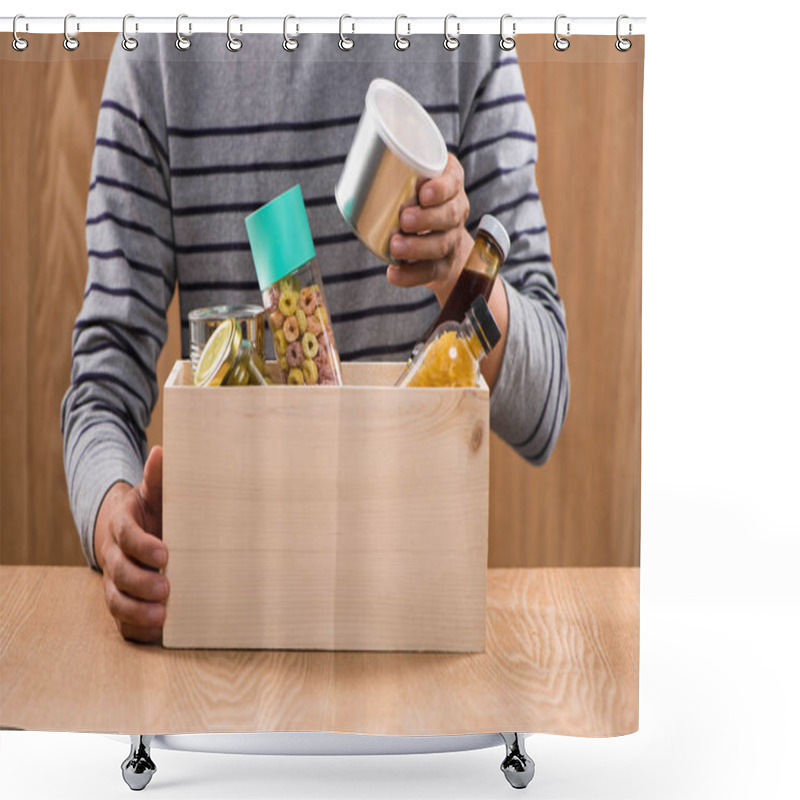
xmin=162 ymin=361 xmax=489 ymax=652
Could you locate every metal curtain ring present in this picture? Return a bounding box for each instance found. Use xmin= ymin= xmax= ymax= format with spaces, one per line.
xmin=283 ymin=15 xmax=298 ymax=51
xmin=339 ymin=14 xmax=354 ymax=51
xmin=12 ymin=14 xmax=29 ymax=51
xmin=443 ymin=14 xmax=460 ymax=51
xmin=499 ymin=14 xmax=516 ymax=51
xmin=227 ymin=15 xmax=242 ymax=51
xmin=121 ymin=14 xmax=138 ymax=51
xmin=175 ymin=14 xmax=191 ymax=50
xmin=63 ymin=14 xmax=79 ymax=51
xmin=554 ymin=14 xmax=570 ymax=51
xmin=616 ymin=14 xmax=632 ymax=51
xmin=394 ymin=15 xmax=410 ymax=50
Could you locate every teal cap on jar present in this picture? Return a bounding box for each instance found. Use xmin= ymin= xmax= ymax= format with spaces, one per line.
xmin=245 ymin=185 xmax=316 ymax=289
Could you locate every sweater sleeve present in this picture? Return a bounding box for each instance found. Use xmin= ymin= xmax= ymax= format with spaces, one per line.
xmin=459 ymin=53 xmax=569 ymax=464
xmin=61 ymin=38 xmax=175 ymax=569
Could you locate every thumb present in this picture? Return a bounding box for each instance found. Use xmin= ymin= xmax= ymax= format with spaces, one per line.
xmin=141 ymin=445 xmax=163 ymax=514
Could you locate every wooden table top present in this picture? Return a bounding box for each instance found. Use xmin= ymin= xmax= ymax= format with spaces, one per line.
xmin=0 ymin=566 xmax=638 ymax=737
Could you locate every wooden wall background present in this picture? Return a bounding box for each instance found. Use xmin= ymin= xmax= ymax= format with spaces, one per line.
xmin=0 ymin=35 xmax=642 ymax=568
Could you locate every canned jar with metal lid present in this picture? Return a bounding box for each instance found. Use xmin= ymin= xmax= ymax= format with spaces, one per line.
xmin=193 ymin=318 xmax=270 ymax=387
xmin=246 ymin=185 xmax=343 ymax=386
xmin=188 ymin=304 xmax=266 ymax=377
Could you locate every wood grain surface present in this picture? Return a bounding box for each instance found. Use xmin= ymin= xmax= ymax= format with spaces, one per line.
xmin=0 ymin=34 xmax=182 ymax=565
xmin=0 ymin=566 xmax=639 ymax=736
xmin=1 ymin=34 xmax=116 ymax=565
xmin=163 ymin=361 xmax=489 ymax=651
xmin=1 ymin=35 xmax=642 ymax=569
xmin=490 ymin=36 xmax=644 ymax=568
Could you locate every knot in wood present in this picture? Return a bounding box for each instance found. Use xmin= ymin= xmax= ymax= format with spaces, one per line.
xmin=471 ymin=422 xmax=484 ymax=452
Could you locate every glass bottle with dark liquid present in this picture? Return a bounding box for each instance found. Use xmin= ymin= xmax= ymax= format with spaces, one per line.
xmin=399 ymin=215 xmax=510 ymax=382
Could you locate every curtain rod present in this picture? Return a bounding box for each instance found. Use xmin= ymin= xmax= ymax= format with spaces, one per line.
xmin=1 ymin=16 xmax=646 ymax=37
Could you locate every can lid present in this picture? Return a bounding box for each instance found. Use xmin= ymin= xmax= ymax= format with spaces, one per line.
xmin=194 ymin=318 xmax=241 ymax=387
xmin=188 ymin=304 xmax=265 ymax=323
xmin=469 ymin=295 xmax=502 ymax=353
xmin=245 ymin=185 xmax=316 ymax=289
xmin=477 ymin=215 xmax=511 ymax=261
xmin=366 ymin=78 xmax=448 ymax=178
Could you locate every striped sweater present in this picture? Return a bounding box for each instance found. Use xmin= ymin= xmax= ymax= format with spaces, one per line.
xmin=61 ymin=34 xmax=570 ymax=569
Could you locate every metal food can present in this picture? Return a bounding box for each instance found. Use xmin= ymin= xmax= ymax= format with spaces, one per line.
xmin=335 ymin=78 xmax=448 ymax=263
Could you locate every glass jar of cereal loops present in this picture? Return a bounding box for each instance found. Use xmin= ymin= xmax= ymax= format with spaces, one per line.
xmin=246 ymin=185 xmax=343 ymax=387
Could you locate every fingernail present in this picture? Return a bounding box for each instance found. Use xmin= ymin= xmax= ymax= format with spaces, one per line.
xmin=401 ymin=208 xmax=417 ymax=228
xmin=421 ymin=186 xmax=434 ymax=204
xmin=153 ymin=548 xmax=167 ymax=567
xmin=392 ymin=237 xmax=407 ymax=257
xmin=157 ymin=578 xmax=169 ymax=600
xmin=148 ymin=603 xmax=166 ymax=624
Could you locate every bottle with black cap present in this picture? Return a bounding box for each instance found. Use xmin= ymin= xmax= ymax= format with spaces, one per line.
xmin=396 ymin=295 xmax=502 ymax=389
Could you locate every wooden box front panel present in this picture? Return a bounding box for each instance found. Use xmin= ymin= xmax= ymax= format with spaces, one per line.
xmin=162 ymin=362 xmax=489 ymax=651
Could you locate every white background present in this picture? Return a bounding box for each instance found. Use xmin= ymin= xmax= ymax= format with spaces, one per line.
xmin=2 ymin=1 xmax=799 ymax=798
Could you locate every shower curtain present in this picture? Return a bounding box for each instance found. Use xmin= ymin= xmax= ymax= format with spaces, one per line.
xmin=0 ymin=17 xmax=643 ymax=789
